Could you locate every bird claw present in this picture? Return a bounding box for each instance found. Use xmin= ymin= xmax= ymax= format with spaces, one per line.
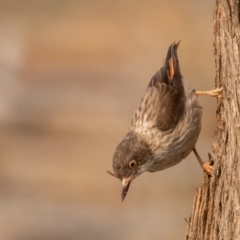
xmin=202 ymin=162 xmax=213 ymax=176
xmin=195 ymin=87 xmax=223 ymax=98
xmin=209 ymin=87 xmax=223 ymax=97
xmin=201 ymin=153 xmax=214 ymax=176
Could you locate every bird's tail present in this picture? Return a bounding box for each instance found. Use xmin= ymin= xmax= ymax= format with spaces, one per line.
xmin=165 ymin=42 xmax=181 ymax=84
xmin=148 ymin=42 xmax=183 ymax=91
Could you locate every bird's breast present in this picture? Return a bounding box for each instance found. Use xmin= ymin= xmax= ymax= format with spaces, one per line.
xmin=135 ymin=85 xmax=202 ymax=172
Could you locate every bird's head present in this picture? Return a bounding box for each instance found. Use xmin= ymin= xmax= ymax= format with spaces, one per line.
xmin=107 ymin=131 xmax=152 ymax=201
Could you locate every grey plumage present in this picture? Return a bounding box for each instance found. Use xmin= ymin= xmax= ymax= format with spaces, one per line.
xmin=109 ymin=42 xmax=202 ymax=201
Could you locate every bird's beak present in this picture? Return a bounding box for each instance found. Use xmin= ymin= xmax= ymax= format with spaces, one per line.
xmin=121 ymin=176 xmax=132 ymax=202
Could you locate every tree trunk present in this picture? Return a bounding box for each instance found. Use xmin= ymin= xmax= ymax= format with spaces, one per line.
xmin=185 ymin=0 xmax=240 ymax=239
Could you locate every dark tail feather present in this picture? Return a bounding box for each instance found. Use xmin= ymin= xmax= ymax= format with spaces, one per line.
xmin=165 ymin=41 xmax=181 ymax=83
xmin=165 ymin=42 xmax=180 ymax=65
xmin=148 ymin=42 xmax=182 ymax=89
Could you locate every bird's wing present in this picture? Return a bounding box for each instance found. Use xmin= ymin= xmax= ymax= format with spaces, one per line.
xmin=130 ymin=42 xmax=185 ymax=131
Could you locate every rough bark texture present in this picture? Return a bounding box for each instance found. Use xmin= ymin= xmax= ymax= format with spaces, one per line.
xmin=185 ymin=0 xmax=240 ymax=239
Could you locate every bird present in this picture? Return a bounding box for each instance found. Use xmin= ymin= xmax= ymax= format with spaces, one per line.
xmin=107 ymin=42 xmax=223 ymax=202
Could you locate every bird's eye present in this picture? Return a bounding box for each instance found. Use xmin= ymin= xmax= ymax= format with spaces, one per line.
xmin=129 ymin=160 xmax=137 ymax=169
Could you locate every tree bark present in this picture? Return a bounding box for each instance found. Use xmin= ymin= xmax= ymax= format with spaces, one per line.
xmin=185 ymin=0 xmax=240 ymax=239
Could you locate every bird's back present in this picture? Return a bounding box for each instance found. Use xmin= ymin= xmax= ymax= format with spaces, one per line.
xmin=131 ymin=42 xmax=185 ymax=132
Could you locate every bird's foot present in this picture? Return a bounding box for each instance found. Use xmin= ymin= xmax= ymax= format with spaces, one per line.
xmin=200 ymin=153 xmax=214 ymax=176
xmin=201 ymin=162 xmax=213 ymax=176
xmin=193 ymin=148 xmax=214 ymax=176
xmin=195 ymin=87 xmax=223 ymax=98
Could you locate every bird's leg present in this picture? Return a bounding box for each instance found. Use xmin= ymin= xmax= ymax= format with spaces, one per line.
xmin=195 ymin=87 xmax=223 ymax=97
xmin=193 ymin=147 xmax=213 ymax=176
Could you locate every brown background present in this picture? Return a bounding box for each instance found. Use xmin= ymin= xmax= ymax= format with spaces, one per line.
xmin=0 ymin=1 xmax=216 ymax=239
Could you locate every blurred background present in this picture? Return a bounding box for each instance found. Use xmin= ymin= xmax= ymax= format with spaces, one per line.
xmin=0 ymin=1 xmax=217 ymax=239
